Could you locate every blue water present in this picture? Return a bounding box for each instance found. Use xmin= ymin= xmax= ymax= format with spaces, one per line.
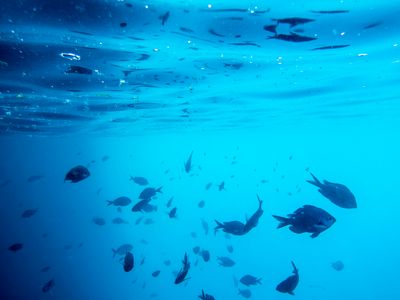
xmin=1 ymin=0 xmax=400 ymax=299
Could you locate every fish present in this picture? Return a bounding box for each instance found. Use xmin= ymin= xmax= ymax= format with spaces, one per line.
xmin=152 ymin=270 xmax=161 ymax=277
xmin=201 ymin=219 xmax=209 ymax=235
xmin=184 ymin=151 xmax=194 ymax=173
xmin=168 ymin=207 xmax=178 ymax=219
xmin=240 ymin=274 xmax=262 ymax=286
xmin=205 ymin=182 xmax=212 ymax=190
xmin=363 ymin=22 xmax=382 ymax=29
xmin=307 ymin=173 xmax=357 ymax=208
xmin=276 ymin=261 xmax=299 ymax=295
xmin=263 ymin=24 xmax=277 ymax=33
xmin=120 ymin=22 xmax=127 ymax=28
xmin=27 ymin=175 xmax=44 ymax=183
xmin=311 ymin=44 xmax=349 ymax=51
xmin=101 ymin=155 xmax=109 ymax=162
xmin=66 ymin=66 xmax=93 ymax=75
xmin=8 ymin=243 xmax=23 ymax=252
xmin=215 ymin=220 xmax=246 ymax=235
xmin=218 ymin=182 xmax=225 ymax=191
xmin=229 ymin=42 xmax=261 ymax=47
xmin=130 ymin=176 xmax=149 ymax=186
xmin=273 ymin=205 xmax=336 ymax=238
xmin=64 ymin=165 xmax=90 ymax=183
xmin=180 ymin=27 xmax=194 ymax=33
xmin=200 ymin=250 xmax=210 ymax=262
xmin=243 ymin=195 xmax=263 ymax=233
xmin=238 ymin=289 xmax=252 ymax=298
xmin=269 ymin=33 xmax=317 ymax=42
xmin=139 ymin=186 xmax=162 ymax=200
xmin=42 ymin=279 xmax=55 ymax=293
xmin=166 ymin=197 xmax=174 ymax=208
xmin=198 ymin=200 xmax=205 ymax=208
xmin=112 ymin=217 xmax=128 ymax=224
xmin=217 ymin=256 xmax=235 ymax=267
xmin=208 ymin=29 xmax=225 ymax=37
xmin=331 ymin=260 xmax=344 ymax=271
xmin=227 ymin=245 xmax=234 ymax=253
xmin=144 ymin=218 xmax=154 ymax=225
xmin=272 ymin=17 xmax=315 ymax=27
xmin=199 ymin=290 xmax=215 ymax=300
xmin=21 ymin=209 xmax=38 ymax=218
xmin=140 ymin=257 xmax=146 ymax=265
xmin=174 ymin=252 xmax=190 ymax=284
xmin=311 ymin=10 xmax=349 ymax=14
xmin=124 ymin=252 xmax=134 ymax=272
xmin=92 ymin=217 xmax=106 ymax=226
xmin=193 ymin=246 xmax=201 ymax=254
xmin=164 ymin=260 xmax=171 ymax=266
xmin=132 ymin=199 xmax=152 ymax=212
xmin=159 ymin=11 xmax=170 ymax=26
xmin=107 ymin=196 xmax=131 ymax=207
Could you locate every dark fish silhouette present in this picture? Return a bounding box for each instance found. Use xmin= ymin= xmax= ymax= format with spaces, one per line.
xmin=205 ymin=182 xmax=212 ymax=190
xmin=166 ymin=197 xmax=174 ymax=208
xmin=208 ymin=29 xmax=225 ymax=37
xmin=240 ymin=274 xmax=262 ymax=286
xmin=132 ymin=199 xmax=151 ymax=212
xmin=107 ymin=196 xmax=131 ymax=206
xmin=130 ymin=176 xmax=149 ymax=186
xmin=218 ymin=181 xmax=225 ymax=191
xmin=120 ymin=22 xmax=127 ymax=28
xmin=199 ymin=289 xmax=215 ymax=300
xmin=273 ymin=205 xmax=335 ymax=238
xmin=198 ymin=200 xmax=205 ymax=208
xmin=215 ymin=220 xmax=246 ymax=235
xmin=112 ymin=244 xmax=133 ymax=258
xmin=184 ymin=151 xmax=194 ymax=173
xmin=92 ymin=217 xmax=106 ymax=226
xmin=273 ymin=17 xmax=315 ymax=27
xmin=243 ymin=195 xmax=263 ymax=233
xmin=180 ymin=27 xmax=194 ymax=33
xmin=21 ymin=209 xmax=38 ymax=218
xmin=229 ymin=42 xmax=261 ymax=47
xmin=66 ymin=66 xmax=93 ymax=75
xmin=112 ymin=217 xmax=128 ymax=224
xmin=307 ymin=173 xmax=357 ymax=208
xmin=174 ymin=252 xmax=190 ymax=284
xmin=238 ymin=289 xmax=252 ymax=298
xmin=168 ymin=207 xmax=177 ymax=218
xmin=8 ymin=243 xmax=23 ymax=252
xmin=152 ymin=270 xmax=161 ymax=277
xmin=311 ymin=44 xmax=349 ymax=51
xmin=217 ymin=256 xmax=235 ymax=267
xmin=331 ymin=260 xmax=344 ymax=271
xmin=123 ymin=252 xmax=134 ymax=272
xmin=159 ymin=11 xmax=170 ymax=26
xmin=139 ymin=186 xmax=162 ymax=200
xmin=363 ymin=22 xmax=382 ymax=29
xmin=276 ymin=261 xmax=299 ymax=295
xmin=269 ymin=33 xmax=317 ymax=42
xmin=263 ymin=24 xmax=277 ymax=33
xmin=64 ymin=165 xmax=90 ymax=183
xmin=193 ymin=246 xmax=201 ymax=254
xmin=200 ymin=250 xmax=210 ymax=262
xmin=42 ymin=279 xmax=55 ymax=293
xmin=311 ymin=10 xmax=349 ymax=14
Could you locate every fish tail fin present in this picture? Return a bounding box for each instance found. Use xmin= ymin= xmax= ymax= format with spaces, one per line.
xmin=267 ymin=34 xmax=277 ymax=40
xmin=257 ymin=278 xmax=262 ymax=284
xmin=273 ymin=215 xmax=290 ymax=228
xmin=156 ymin=186 xmax=163 ymax=193
xmin=106 ymin=200 xmax=113 ymax=206
xmin=112 ymin=249 xmax=117 ymax=258
xmin=256 ymin=194 xmax=263 ymax=207
xmin=214 ymin=220 xmax=223 ymax=234
xmin=306 ymin=173 xmax=323 ymax=187
xmin=291 ymin=261 xmax=298 ymax=274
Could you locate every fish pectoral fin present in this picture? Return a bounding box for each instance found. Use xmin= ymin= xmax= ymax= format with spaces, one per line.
xmin=288 ymin=291 xmax=295 ymax=295
xmin=310 ymin=232 xmax=320 ymax=238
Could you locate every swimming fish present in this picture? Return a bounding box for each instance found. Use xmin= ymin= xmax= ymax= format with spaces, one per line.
xmin=8 ymin=243 xmax=23 ymax=252
xmin=243 ymin=195 xmax=263 ymax=233
xmin=331 ymin=260 xmax=344 ymax=271
xmin=123 ymin=252 xmax=134 ymax=272
xmin=21 ymin=209 xmax=38 ymax=218
xmin=184 ymin=151 xmax=194 ymax=173
xmin=214 ymin=220 xmax=246 ymax=235
xmin=269 ymin=33 xmax=317 ymax=42
xmin=200 ymin=250 xmax=210 ymax=262
xmin=130 ymin=176 xmax=149 ymax=186
xmin=199 ymin=290 xmax=215 ymax=300
xmin=107 ymin=196 xmax=131 ymax=207
xmin=273 ymin=205 xmax=336 ymax=238
xmin=217 ymin=256 xmax=235 ymax=267
xmin=159 ymin=11 xmax=170 ymax=26
xmin=240 ymin=274 xmax=262 ymax=286
xmin=42 ymin=279 xmax=55 ymax=293
xmin=174 ymin=252 xmax=190 ymax=284
xmin=276 ymin=261 xmax=299 ymax=295
xmin=139 ymin=187 xmax=162 ymax=200
xmin=272 ymin=17 xmax=315 ymax=27
xmin=66 ymin=66 xmax=93 ymax=75
xmin=64 ymin=165 xmax=90 ymax=183
xmin=112 ymin=244 xmax=133 ymax=258
xmin=168 ymin=207 xmax=177 ymax=219
xmin=307 ymin=173 xmax=357 ymax=208
xmin=238 ymin=289 xmax=252 ymax=298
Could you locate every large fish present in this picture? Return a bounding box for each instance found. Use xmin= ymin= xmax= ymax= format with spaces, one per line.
xmin=174 ymin=252 xmax=190 ymax=284
xmin=243 ymin=195 xmax=264 ymax=233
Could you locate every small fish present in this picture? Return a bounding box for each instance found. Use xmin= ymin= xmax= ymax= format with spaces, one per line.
xmin=198 ymin=200 xmax=205 ymax=208
xmin=311 ymin=10 xmax=349 ymax=14
xmin=130 ymin=176 xmax=149 ymax=186
xmin=168 ymin=207 xmax=177 ymax=219
xmin=201 ymin=219 xmax=209 ymax=235
xmin=240 ymin=274 xmax=262 ymax=287
xmin=124 ymin=252 xmax=134 ymax=272
xmin=92 ymin=217 xmax=106 ymax=226
xmin=120 ymin=22 xmax=127 ymax=27
xmin=152 ymin=270 xmax=161 ymax=277
xmin=180 ymin=27 xmax=194 ymax=33
xmin=112 ymin=217 xmax=128 ymax=224
xmin=159 ymin=11 xmax=170 ymax=26
xmin=229 ymin=42 xmax=261 ymax=47
xmin=276 ymin=261 xmax=299 ymax=295
xmin=208 ymin=28 xmax=225 ymax=37
xmin=21 ymin=209 xmax=38 ymax=218
xmin=66 ymin=66 xmax=93 ymax=75
xmin=174 ymin=253 xmax=190 ymax=284
xmin=144 ymin=218 xmax=154 ymax=225
xmin=42 ymin=279 xmax=55 ymax=293
xmin=227 ymin=245 xmax=234 ymax=253
xmin=184 ymin=151 xmax=194 ymax=173
xmin=363 ymin=22 xmax=382 ymax=29
xmin=139 ymin=187 xmax=162 ymax=200
xmin=263 ymin=24 xmax=277 ymax=33
xmin=166 ymin=197 xmax=174 ymax=208
xmin=331 ymin=260 xmax=344 ymax=271
xmin=164 ymin=260 xmax=171 ymax=266
xmin=205 ymin=182 xmax=212 ymax=190
xmin=218 ymin=182 xmax=225 ymax=191
xmin=238 ymin=289 xmax=252 ymax=298
xmin=272 ymin=17 xmax=315 ymax=27
xmin=132 ymin=199 xmax=152 ymax=212
xmin=217 ymin=256 xmax=235 ymax=267
xmin=311 ymin=45 xmax=349 ymax=51
xmin=269 ymin=33 xmax=317 ymax=42
xmin=215 ymin=220 xmax=246 ymax=235
xmin=101 ymin=155 xmax=109 ymax=162
xmin=273 ymin=205 xmax=336 ymax=238
xmin=140 ymin=257 xmax=146 ymax=265
xmin=200 ymin=250 xmax=210 ymax=262
xmin=199 ymin=289 xmax=215 ymax=300
xmin=107 ymin=196 xmax=131 ymax=207
xmin=8 ymin=243 xmax=23 ymax=252
xmin=135 ymin=216 xmax=144 ymax=225
xmin=307 ymin=173 xmax=357 ymax=208
xmin=27 ymin=175 xmax=44 ymax=183
xmin=193 ymin=246 xmax=201 ymax=254
xmin=64 ymin=165 xmax=90 ymax=183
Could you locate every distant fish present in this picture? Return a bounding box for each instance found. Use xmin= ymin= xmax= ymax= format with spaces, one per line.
xmin=174 ymin=253 xmax=190 ymax=284
xmin=269 ymin=33 xmax=317 ymax=42
xmin=205 ymin=182 xmax=212 ymax=190
xmin=60 ymin=52 xmax=81 ymax=61
xmin=272 ymin=17 xmax=315 ymax=27
xmin=132 ymin=199 xmax=151 ymax=212
xmin=8 ymin=243 xmax=23 ymax=252
xmin=311 ymin=10 xmax=349 ymax=14
xmin=107 ymin=196 xmax=131 ymax=207
xmin=198 ymin=200 xmax=205 ymax=208
xmin=227 ymin=245 xmax=234 ymax=253
xmin=199 ymin=289 xmax=215 ymax=300
xmin=159 ymin=11 xmax=170 ymax=26
xmin=21 ymin=209 xmax=38 ymax=218
xmin=144 ymin=218 xmax=155 ymax=225
xmin=363 ymin=22 xmax=382 ymax=29
xmin=215 ymin=220 xmax=246 ymax=235
xmin=112 ymin=217 xmax=128 ymax=224
xmin=64 ymin=165 xmax=90 ymax=183
xmin=307 ymin=173 xmax=357 ymax=208
xmin=193 ymin=246 xmax=201 ymax=254
xmin=66 ymin=65 xmax=93 ymax=75
xmin=200 ymin=250 xmax=210 ymax=262
xmin=168 ymin=207 xmax=178 ymax=219
xmin=42 ymin=279 xmax=55 ymax=293
xmin=92 ymin=217 xmax=106 ymax=226
xmin=201 ymin=219 xmax=209 ymax=235
xmin=166 ymin=197 xmax=174 ymax=208
xmin=101 ymin=155 xmax=110 ymax=162
xmin=238 ymin=288 xmax=252 ymax=298
xmin=276 ymin=261 xmax=299 ymax=295
xmin=164 ymin=260 xmax=171 ymax=266
xmin=137 ymin=54 xmax=150 ymax=61
xmin=120 ymin=22 xmax=127 ymax=28
xmin=124 ymin=252 xmax=134 ymax=272
xmin=331 ymin=260 xmax=344 ymax=271
xmin=208 ymin=29 xmax=225 ymax=37
xmin=229 ymin=42 xmax=261 ymax=47
xmin=139 ymin=186 xmax=162 ymax=200
xmin=311 ymin=44 xmax=349 ymax=51
xmin=152 ymin=270 xmax=161 ymax=277
xmin=130 ymin=176 xmax=149 ymax=186
xmin=218 ymin=181 xmax=226 ymax=191
xmin=184 ymin=151 xmax=194 ymax=173
xmin=27 ymin=175 xmax=44 ymax=183
xmin=240 ymin=274 xmax=262 ymax=286
xmin=217 ymin=256 xmax=235 ymax=267
xmin=180 ymin=26 xmax=194 ymax=33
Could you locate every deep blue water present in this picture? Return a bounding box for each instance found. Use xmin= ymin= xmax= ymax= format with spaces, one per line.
xmin=1 ymin=0 xmax=400 ymax=299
